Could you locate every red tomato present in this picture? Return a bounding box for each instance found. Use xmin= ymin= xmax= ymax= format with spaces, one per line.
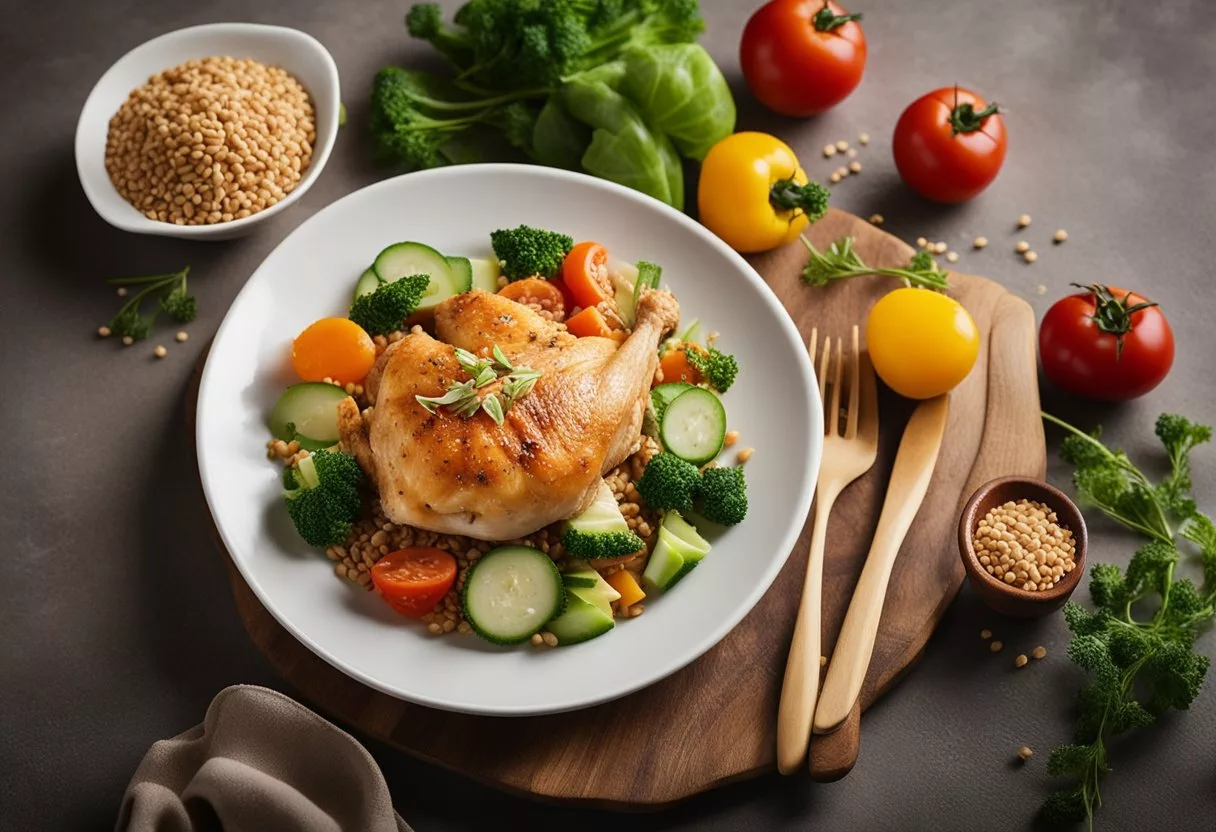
xmin=370 ymin=547 xmax=457 ymax=618
xmin=740 ymin=0 xmax=867 ymax=117
xmin=561 ymin=242 xmax=613 ymax=310
xmin=1039 ymin=285 xmax=1174 ymax=401
xmin=892 ymin=87 xmax=1006 ymax=203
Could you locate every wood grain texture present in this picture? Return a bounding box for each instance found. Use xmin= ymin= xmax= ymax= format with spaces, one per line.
xmin=206 ymin=209 xmax=1045 ymax=808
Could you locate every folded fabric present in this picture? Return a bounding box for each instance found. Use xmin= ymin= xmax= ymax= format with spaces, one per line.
xmin=116 ymin=685 xmax=410 ymax=832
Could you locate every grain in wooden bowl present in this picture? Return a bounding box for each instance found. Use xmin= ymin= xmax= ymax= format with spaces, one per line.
xmin=958 ymin=476 xmax=1088 ymax=617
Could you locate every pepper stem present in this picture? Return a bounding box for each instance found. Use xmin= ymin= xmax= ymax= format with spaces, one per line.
xmin=1073 ymin=283 xmax=1159 ymax=360
xmin=770 ymin=178 xmax=831 ymax=223
xmin=812 ymin=1 xmax=863 ymax=32
xmin=950 ymin=100 xmax=1000 ymax=134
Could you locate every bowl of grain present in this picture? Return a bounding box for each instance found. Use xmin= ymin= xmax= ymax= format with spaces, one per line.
xmin=75 ymin=23 xmax=339 ymax=240
xmin=959 ymin=476 xmax=1088 ymax=617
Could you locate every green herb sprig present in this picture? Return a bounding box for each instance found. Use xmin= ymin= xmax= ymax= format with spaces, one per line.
xmin=102 ymin=266 xmax=196 ymax=342
xmin=1041 ymin=412 xmax=1214 ymax=829
xmin=416 ymin=344 xmax=541 ymax=425
xmin=800 ymin=236 xmax=950 ymax=291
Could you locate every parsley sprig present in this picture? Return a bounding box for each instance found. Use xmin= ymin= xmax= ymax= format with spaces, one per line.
xmin=800 ymin=236 xmax=950 ymax=291
xmin=103 ymin=266 xmax=196 ymax=342
xmin=416 ymin=344 xmax=541 ymax=425
xmin=1041 ymin=412 xmax=1214 ymax=829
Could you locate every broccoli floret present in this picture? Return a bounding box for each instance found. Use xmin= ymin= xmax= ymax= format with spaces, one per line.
xmin=159 ymin=285 xmax=198 ymax=323
xmin=686 ymin=346 xmax=739 ymax=393
xmin=349 ymin=275 xmax=430 ymax=335
xmin=697 ymin=465 xmax=747 ymax=525
xmin=636 ymin=452 xmax=701 ymax=513
xmin=1154 ymin=413 xmax=1212 ymax=520
xmin=490 ymin=224 xmax=574 ymax=280
xmin=406 ymin=3 xmax=477 ymax=67
xmin=283 ymin=449 xmax=364 ymax=547
xmin=563 ymin=528 xmax=646 ymax=559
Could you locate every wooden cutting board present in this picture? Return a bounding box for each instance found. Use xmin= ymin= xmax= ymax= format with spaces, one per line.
xmin=204 ymin=208 xmax=1044 ymax=808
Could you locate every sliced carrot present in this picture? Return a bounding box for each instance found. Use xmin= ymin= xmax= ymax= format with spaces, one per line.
xmin=370 ymin=547 xmax=457 ymax=618
xmin=562 ymin=242 xmax=613 ymax=309
xmin=566 ymin=306 xmax=615 ymax=338
xmin=658 ymin=345 xmax=703 ymax=386
xmin=292 ymin=317 xmax=376 ymax=385
xmin=605 ymin=569 xmax=646 ymax=608
xmin=497 ymin=277 xmax=567 ymax=320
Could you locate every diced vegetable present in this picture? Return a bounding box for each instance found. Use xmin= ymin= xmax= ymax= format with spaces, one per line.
xmin=611 ymin=261 xmax=641 ymax=327
xmin=371 ymin=547 xmax=457 ymax=618
xmin=372 ymin=241 xmax=465 ymax=312
xmin=269 ymin=382 xmax=351 ymax=450
xmin=545 ymin=590 xmax=614 ymax=646
xmin=462 ymin=546 xmax=565 ymax=645
xmin=291 ymin=317 xmax=377 ymax=385
xmin=445 ymin=256 xmax=474 ymax=292
xmin=562 ymin=241 xmax=613 ymax=309
xmin=559 ymin=568 xmax=620 ymax=615
xmin=566 ymin=306 xmax=615 ymax=339
xmin=660 ymin=386 xmax=727 ymax=465
xmin=660 ymin=510 xmax=711 ymax=554
xmin=353 ymin=267 xmax=382 ymax=300
xmin=468 ymin=257 xmax=502 ymax=293
xmin=658 ymin=346 xmax=703 ymax=386
xmin=605 ymin=569 xmax=645 ymax=608
xmin=643 ymin=523 xmax=709 ymax=593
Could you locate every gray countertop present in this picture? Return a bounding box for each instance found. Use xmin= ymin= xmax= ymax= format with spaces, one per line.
xmin=3 ymin=0 xmax=1214 ymax=829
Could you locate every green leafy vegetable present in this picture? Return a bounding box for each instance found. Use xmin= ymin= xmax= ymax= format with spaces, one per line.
xmin=103 ymin=266 xmax=196 ymax=343
xmin=532 ymin=97 xmax=591 ymax=169
xmin=348 ymin=275 xmax=429 ymax=335
xmin=1040 ymin=412 xmax=1215 ymax=829
xmin=686 ymin=346 xmax=738 ymax=393
xmin=283 ymin=450 xmax=364 ymax=547
xmin=618 ymin=44 xmax=735 ymax=160
xmin=801 ymin=237 xmax=950 ymax=291
xmin=490 ymin=224 xmax=574 ymax=280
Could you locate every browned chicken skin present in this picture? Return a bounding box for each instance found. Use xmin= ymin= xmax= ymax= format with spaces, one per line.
xmin=338 ymin=288 xmax=679 ymax=540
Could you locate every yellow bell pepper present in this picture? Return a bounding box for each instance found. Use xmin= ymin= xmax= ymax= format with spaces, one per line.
xmin=697 ymin=132 xmax=830 ymax=253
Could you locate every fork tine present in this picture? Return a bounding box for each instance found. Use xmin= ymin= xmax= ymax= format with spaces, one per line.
xmin=845 ymin=325 xmax=860 ymax=440
xmin=828 ymin=337 xmax=843 ymax=438
xmin=858 ymin=348 xmax=880 ymax=445
xmin=817 ymin=334 xmax=832 ymax=417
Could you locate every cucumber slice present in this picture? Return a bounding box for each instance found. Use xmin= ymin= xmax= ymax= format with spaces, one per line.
xmin=372 ymin=242 xmax=458 ymax=312
xmin=269 ymin=383 xmax=351 ymax=450
xmin=560 ymin=569 xmax=620 ymax=615
xmin=561 ymin=570 xmax=599 ymax=590
xmin=650 ymin=382 xmax=695 ymax=421
xmin=462 ymin=546 xmax=564 ymax=645
xmin=444 ymin=256 xmax=474 ymax=292
xmin=546 ymin=591 xmax=615 ymax=645
xmin=353 ymin=267 xmax=382 ymax=300
xmin=468 ymin=257 xmax=502 ymax=293
xmin=660 ymin=387 xmax=727 ymax=465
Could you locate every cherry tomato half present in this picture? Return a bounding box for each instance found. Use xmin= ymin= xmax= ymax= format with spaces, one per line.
xmin=1039 ymin=285 xmax=1174 ymax=401
xmin=371 ymin=547 xmax=458 ymax=618
xmin=740 ymin=0 xmax=867 ymax=117
xmin=561 ymin=242 xmax=613 ymax=310
xmin=892 ymin=87 xmax=1006 ymax=203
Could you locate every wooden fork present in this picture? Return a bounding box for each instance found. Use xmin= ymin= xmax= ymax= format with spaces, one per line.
xmin=776 ymin=325 xmax=879 ymax=775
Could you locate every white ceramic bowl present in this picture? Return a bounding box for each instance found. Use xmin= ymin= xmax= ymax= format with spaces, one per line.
xmin=197 ymin=164 xmax=822 ymax=715
xmin=75 ymin=23 xmax=340 ymax=241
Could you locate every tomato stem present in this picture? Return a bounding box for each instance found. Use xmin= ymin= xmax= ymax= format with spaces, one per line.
xmin=812 ymin=1 xmax=863 ymax=32
xmin=950 ymin=100 xmax=1000 ymax=135
xmin=1073 ymin=283 xmax=1159 ymax=360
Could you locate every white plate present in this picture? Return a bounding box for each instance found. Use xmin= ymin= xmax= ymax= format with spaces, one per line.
xmin=197 ymin=164 xmax=822 ymax=715
xmin=76 ymin=23 xmax=340 ymax=240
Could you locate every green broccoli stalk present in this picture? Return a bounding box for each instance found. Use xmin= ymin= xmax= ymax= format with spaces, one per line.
xmin=686 ymin=346 xmax=738 ymax=393
xmin=283 ymin=450 xmax=365 ymax=547
xmin=102 ymin=266 xmax=196 ymax=342
xmin=490 ymin=224 xmax=574 ymax=280
xmin=636 ymin=452 xmax=701 ymax=513
xmin=697 ymin=465 xmax=747 ymax=525
xmin=369 ymin=67 xmax=545 ymax=169
xmin=349 ymin=275 xmax=430 ymax=335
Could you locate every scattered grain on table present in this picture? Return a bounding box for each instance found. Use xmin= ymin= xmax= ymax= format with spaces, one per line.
xmin=835 ymin=140 xmax=849 ymax=152
xmin=981 ymin=628 xmax=993 ymax=640
xmin=823 ymin=144 xmax=837 ymax=158
xmin=1017 ymin=214 xmax=1032 ymax=228
xmin=1015 ymin=654 xmax=1028 ymax=668
xmin=869 ymin=213 xmax=884 ymax=225
xmin=973 ymin=236 xmax=988 ymax=249
xmin=1015 ymin=241 xmax=1030 ymax=254
xmin=1023 ymin=251 xmax=1038 ymax=264
xmin=946 ymin=251 xmax=959 ymax=263
xmin=1053 ymin=229 xmax=1068 ymax=243
xmin=990 ymin=640 xmax=1004 ymax=652
xmin=1032 ymin=646 xmax=1047 ymax=660
xmin=1018 ymin=746 xmax=1034 ymax=761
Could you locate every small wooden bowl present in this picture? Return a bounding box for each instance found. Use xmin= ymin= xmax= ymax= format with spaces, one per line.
xmin=958 ymin=476 xmax=1088 ymax=617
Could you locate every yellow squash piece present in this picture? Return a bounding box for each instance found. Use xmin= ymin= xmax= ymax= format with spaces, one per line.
xmin=605 ymin=569 xmax=646 ymax=608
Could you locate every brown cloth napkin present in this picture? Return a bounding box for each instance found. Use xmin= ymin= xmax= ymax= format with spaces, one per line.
xmin=116 ymin=685 xmax=411 ymax=832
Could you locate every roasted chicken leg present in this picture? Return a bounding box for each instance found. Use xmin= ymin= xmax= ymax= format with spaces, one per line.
xmin=338 ymin=289 xmax=679 ymax=540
